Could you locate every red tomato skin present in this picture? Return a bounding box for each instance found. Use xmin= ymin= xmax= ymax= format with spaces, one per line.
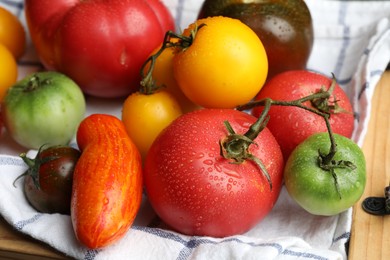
xmin=24 ymin=0 xmax=174 ymax=98
xmin=144 ymin=109 xmax=284 ymax=237
xmin=71 ymin=114 xmax=143 ymax=249
xmin=252 ymin=70 xmax=354 ymax=159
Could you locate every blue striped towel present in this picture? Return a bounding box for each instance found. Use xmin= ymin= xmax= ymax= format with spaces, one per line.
xmin=1 ymin=0 xmax=390 ymax=259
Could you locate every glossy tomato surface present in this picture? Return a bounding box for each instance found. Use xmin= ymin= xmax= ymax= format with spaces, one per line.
xmin=198 ymin=0 xmax=313 ymax=80
xmin=25 ymin=0 xmax=174 ymax=98
xmin=2 ymin=71 xmax=86 ymax=149
xmin=252 ymin=70 xmax=354 ymax=159
xmin=144 ymin=109 xmax=284 ymax=237
xmin=173 ymin=16 xmax=268 ymax=109
xmin=19 ymin=145 xmax=81 ymax=214
xmin=121 ymin=90 xmax=183 ymax=160
xmin=284 ymin=133 xmax=366 ymax=216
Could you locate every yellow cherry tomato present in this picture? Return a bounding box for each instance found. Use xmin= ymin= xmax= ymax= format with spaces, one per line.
xmin=147 ymin=44 xmax=200 ymax=113
xmin=173 ymin=16 xmax=268 ymax=109
xmin=121 ymin=91 xmax=182 ymax=159
xmin=0 ymin=6 xmax=26 ymax=59
xmin=0 ymin=43 xmax=18 ymax=101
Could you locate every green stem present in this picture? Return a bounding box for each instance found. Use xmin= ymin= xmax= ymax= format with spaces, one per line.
xmin=221 ymin=77 xmax=348 ymax=190
xmin=139 ymin=24 xmax=205 ymax=95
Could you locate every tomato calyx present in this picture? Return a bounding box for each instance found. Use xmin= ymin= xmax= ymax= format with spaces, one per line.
xmin=310 ymin=77 xmax=349 ymax=115
xmin=237 ymin=75 xmax=358 ymax=198
xmin=220 ymin=111 xmax=272 ymax=189
xmin=139 ymin=23 xmax=205 ymax=95
xmin=13 ymin=145 xmax=60 ymax=189
xmin=24 ymin=74 xmax=52 ymax=92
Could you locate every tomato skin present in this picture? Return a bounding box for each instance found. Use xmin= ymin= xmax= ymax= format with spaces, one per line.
xmin=252 ymin=70 xmax=354 ymax=159
xmin=284 ymin=133 xmax=366 ymax=216
xmin=121 ymin=90 xmax=182 ymax=160
xmin=2 ymin=72 xmax=86 ymax=149
xmin=173 ymin=16 xmax=268 ymax=109
xmin=198 ymin=0 xmax=313 ymax=80
xmin=147 ymin=44 xmax=200 ymax=113
xmin=0 ymin=43 xmax=18 ymax=101
xmin=144 ymin=109 xmax=284 ymax=237
xmin=0 ymin=6 xmax=26 ymax=59
xmin=71 ymin=114 xmax=143 ymax=249
xmin=24 ymin=0 xmax=174 ymax=98
xmin=19 ymin=145 xmax=81 ymax=215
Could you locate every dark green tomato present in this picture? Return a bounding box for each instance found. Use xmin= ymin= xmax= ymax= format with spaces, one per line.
xmin=284 ymin=133 xmax=366 ymax=216
xmin=198 ymin=0 xmax=314 ymax=80
xmin=18 ymin=145 xmax=81 ymax=214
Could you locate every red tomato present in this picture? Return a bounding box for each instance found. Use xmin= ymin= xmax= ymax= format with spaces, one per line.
xmin=144 ymin=109 xmax=284 ymax=237
xmin=252 ymin=70 xmax=354 ymax=159
xmin=24 ymin=0 xmax=174 ymax=98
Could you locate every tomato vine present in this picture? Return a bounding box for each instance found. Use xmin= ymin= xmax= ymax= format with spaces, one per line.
xmin=220 ymin=75 xmax=357 ymax=197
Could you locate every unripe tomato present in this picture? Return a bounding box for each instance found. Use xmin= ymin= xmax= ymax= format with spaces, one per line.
xmin=284 ymin=133 xmax=366 ymax=216
xmin=2 ymin=72 xmax=86 ymax=149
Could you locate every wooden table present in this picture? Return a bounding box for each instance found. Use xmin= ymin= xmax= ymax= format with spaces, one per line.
xmin=349 ymin=70 xmax=390 ymax=259
xmin=0 ymin=71 xmax=389 ymax=259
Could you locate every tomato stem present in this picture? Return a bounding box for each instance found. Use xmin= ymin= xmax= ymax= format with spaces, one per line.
xmin=222 ymin=75 xmax=357 ymax=195
xmin=139 ymin=24 xmax=205 ymax=95
xmin=25 ymin=74 xmax=51 ymax=92
xmin=13 ymin=145 xmax=60 ymax=190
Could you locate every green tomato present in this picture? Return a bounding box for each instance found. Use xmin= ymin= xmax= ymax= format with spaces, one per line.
xmin=1 ymin=72 xmax=86 ymax=149
xmin=284 ymin=132 xmax=366 ymax=216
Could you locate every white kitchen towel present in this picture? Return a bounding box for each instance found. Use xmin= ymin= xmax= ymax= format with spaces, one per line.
xmin=1 ymin=0 xmax=390 ymax=260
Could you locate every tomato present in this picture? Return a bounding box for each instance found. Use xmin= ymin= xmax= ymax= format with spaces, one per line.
xmin=0 ymin=6 xmax=26 ymax=59
xmin=146 ymin=44 xmax=199 ymax=113
xmin=122 ymin=90 xmax=182 ymax=160
xmin=251 ymin=70 xmax=354 ymax=159
xmin=172 ymin=16 xmax=268 ymax=108
xmin=71 ymin=114 xmax=143 ymax=249
xmin=144 ymin=108 xmax=284 ymax=237
xmin=14 ymin=145 xmax=81 ymax=214
xmin=1 ymin=71 xmax=86 ymax=149
xmin=24 ymin=0 xmax=174 ymax=98
xmin=284 ymin=132 xmax=366 ymax=216
xmin=198 ymin=0 xmax=313 ymax=80
xmin=0 ymin=43 xmax=18 ymax=101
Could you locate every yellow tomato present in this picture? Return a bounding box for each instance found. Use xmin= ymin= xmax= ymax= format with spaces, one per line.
xmin=121 ymin=91 xmax=182 ymax=160
xmin=0 ymin=6 xmax=26 ymax=59
xmin=173 ymin=16 xmax=268 ymax=109
xmin=0 ymin=43 xmax=18 ymax=101
xmin=147 ymin=44 xmax=200 ymax=113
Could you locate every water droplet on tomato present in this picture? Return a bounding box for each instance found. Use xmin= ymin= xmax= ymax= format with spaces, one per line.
xmin=227 ymin=184 xmax=232 ymax=191
xmin=203 ymin=159 xmax=213 ymax=165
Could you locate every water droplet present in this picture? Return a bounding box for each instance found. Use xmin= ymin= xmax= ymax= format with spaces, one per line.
xmin=203 ymin=159 xmax=213 ymax=165
xmin=227 ymin=184 xmax=232 ymax=191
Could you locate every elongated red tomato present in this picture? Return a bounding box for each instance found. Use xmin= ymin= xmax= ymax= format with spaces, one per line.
xmin=144 ymin=109 xmax=284 ymax=237
xmin=71 ymin=114 xmax=143 ymax=249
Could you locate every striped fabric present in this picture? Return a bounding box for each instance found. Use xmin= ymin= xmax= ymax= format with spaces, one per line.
xmin=0 ymin=1 xmax=389 ymax=259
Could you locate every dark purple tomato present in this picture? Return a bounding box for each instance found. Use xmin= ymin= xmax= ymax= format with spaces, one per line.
xmin=16 ymin=145 xmax=81 ymax=214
